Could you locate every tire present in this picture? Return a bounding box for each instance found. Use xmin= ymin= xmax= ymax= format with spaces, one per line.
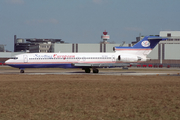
xmin=20 ymin=70 xmax=24 ymax=73
xmin=85 ymin=68 xmax=91 ymax=73
xmin=93 ymin=69 xmax=99 ymax=73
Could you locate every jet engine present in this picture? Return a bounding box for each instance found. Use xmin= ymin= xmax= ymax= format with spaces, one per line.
xmin=117 ymin=55 xmax=141 ymax=62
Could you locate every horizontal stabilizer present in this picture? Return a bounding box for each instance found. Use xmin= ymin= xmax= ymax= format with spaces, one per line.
xmin=147 ymin=37 xmax=167 ymax=40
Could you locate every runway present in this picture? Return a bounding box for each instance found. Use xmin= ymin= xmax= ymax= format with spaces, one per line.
xmin=21 ymin=72 xmax=180 ymax=76
xmin=0 ymin=67 xmax=180 ymax=76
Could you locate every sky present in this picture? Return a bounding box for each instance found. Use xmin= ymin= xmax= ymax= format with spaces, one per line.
xmin=1 ymin=0 xmax=180 ymax=51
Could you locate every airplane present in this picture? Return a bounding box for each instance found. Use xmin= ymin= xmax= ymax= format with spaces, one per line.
xmin=5 ymin=36 xmax=167 ymax=73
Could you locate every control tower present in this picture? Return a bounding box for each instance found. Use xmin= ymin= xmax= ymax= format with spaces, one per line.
xmin=101 ymin=30 xmax=110 ymax=43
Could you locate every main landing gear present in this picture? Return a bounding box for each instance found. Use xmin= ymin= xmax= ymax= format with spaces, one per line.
xmin=83 ymin=68 xmax=99 ymax=73
xmin=84 ymin=68 xmax=91 ymax=73
xmin=93 ymin=68 xmax=99 ymax=73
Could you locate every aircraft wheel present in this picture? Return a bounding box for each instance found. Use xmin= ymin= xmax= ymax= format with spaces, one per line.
xmin=20 ymin=70 xmax=24 ymax=73
xmin=85 ymin=68 xmax=91 ymax=73
xmin=93 ymin=69 xmax=99 ymax=73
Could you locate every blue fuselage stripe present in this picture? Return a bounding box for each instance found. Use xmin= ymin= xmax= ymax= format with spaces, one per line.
xmin=8 ymin=63 xmax=78 ymax=68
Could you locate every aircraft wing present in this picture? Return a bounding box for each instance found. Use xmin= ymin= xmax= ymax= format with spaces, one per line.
xmin=72 ymin=63 xmax=137 ymax=68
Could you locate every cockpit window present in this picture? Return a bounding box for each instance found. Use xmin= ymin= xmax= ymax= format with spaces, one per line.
xmin=11 ymin=57 xmax=18 ymax=59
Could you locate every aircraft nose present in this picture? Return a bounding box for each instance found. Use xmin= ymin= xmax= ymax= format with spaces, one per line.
xmin=5 ymin=59 xmax=10 ymax=65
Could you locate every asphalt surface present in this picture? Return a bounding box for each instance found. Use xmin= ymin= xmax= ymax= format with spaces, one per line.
xmin=0 ymin=66 xmax=180 ymax=76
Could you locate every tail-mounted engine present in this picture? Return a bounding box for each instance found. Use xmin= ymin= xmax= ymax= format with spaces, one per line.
xmin=117 ymin=55 xmax=141 ymax=62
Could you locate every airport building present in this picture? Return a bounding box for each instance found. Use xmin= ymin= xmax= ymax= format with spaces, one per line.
xmin=0 ymin=44 xmax=5 ymax=52
xmin=14 ymin=35 xmax=64 ymax=53
xmin=146 ymin=31 xmax=180 ymax=66
xmin=0 ymin=31 xmax=180 ymax=67
xmin=53 ymin=30 xmax=130 ymax=53
xmin=13 ymin=31 xmax=129 ymax=53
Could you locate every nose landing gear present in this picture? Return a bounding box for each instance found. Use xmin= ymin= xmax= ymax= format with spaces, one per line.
xmin=20 ymin=68 xmax=25 ymax=73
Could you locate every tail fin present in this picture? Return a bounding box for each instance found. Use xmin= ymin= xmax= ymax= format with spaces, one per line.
xmin=132 ymin=36 xmax=166 ymax=49
xmin=114 ymin=36 xmax=167 ymax=56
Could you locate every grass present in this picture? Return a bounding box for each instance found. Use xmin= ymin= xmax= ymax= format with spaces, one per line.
xmin=0 ymin=75 xmax=180 ymax=120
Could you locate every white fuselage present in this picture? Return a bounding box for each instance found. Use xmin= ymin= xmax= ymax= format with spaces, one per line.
xmin=5 ymin=52 xmax=146 ymax=69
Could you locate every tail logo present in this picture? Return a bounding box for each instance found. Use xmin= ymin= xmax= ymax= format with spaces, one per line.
xmin=141 ymin=41 xmax=150 ymax=47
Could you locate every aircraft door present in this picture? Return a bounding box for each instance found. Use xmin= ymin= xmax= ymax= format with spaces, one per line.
xmin=23 ymin=55 xmax=28 ymax=63
xmin=66 ymin=56 xmax=68 ymax=62
xmin=112 ymin=55 xmax=115 ymax=62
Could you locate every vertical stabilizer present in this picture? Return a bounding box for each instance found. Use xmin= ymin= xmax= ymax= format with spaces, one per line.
xmin=114 ymin=36 xmax=167 ymax=56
